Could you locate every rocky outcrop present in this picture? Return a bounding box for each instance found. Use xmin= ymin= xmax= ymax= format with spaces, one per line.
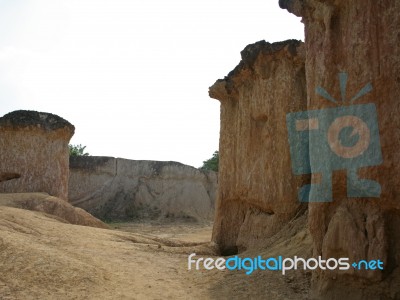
xmin=281 ymin=1 xmax=400 ymax=299
xmin=0 ymin=193 xmax=107 ymax=229
xmin=209 ymin=40 xmax=307 ymax=254
xmin=0 ymin=110 xmax=74 ymax=200
xmin=68 ymin=156 xmax=217 ymax=222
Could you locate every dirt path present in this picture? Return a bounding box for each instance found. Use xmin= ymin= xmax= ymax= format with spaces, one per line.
xmin=110 ymin=222 xmax=213 ymax=243
xmin=0 ymin=206 xmax=311 ymax=299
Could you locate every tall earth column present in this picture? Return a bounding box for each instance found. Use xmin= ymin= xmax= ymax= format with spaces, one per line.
xmin=281 ymin=1 xmax=400 ymax=299
xmin=209 ymin=40 xmax=307 ymax=254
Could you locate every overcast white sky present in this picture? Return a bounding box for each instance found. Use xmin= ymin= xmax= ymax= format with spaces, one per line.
xmin=0 ymin=0 xmax=303 ymax=167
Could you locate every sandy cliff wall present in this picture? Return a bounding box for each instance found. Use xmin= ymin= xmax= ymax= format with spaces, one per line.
xmin=0 ymin=110 xmax=74 ymax=200
xmin=281 ymin=0 xmax=400 ymax=299
xmin=69 ymin=156 xmax=217 ymax=222
xmin=209 ymin=40 xmax=307 ymax=254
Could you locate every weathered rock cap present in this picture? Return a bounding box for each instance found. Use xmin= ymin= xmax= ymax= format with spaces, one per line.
xmin=0 ymin=110 xmax=75 ymax=136
xmin=209 ymin=39 xmax=303 ymax=102
xmin=279 ymin=0 xmax=304 ymax=16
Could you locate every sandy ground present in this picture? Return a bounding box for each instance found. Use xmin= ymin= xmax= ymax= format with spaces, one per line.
xmin=111 ymin=222 xmax=214 ymax=243
xmin=0 ymin=206 xmax=312 ymax=299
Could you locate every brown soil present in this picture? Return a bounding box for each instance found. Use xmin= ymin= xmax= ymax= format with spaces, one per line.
xmin=0 ymin=206 xmax=312 ymax=299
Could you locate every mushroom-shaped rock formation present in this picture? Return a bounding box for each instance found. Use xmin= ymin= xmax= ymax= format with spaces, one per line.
xmin=0 ymin=110 xmax=75 ymax=200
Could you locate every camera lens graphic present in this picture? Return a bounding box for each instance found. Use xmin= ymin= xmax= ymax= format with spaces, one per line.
xmin=327 ymin=115 xmax=370 ymax=159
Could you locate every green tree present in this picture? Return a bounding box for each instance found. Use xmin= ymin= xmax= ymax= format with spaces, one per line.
xmin=200 ymin=151 xmax=219 ymax=172
xmin=69 ymin=144 xmax=89 ymax=156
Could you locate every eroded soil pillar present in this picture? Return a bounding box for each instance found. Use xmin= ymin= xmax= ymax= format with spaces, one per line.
xmin=0 ymin=110 xmax=75 ymax=200
xmin=209 ymin=40 xmax=307 ymax=254
xmin=281 ymin=1 xmax=400 ymax=298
